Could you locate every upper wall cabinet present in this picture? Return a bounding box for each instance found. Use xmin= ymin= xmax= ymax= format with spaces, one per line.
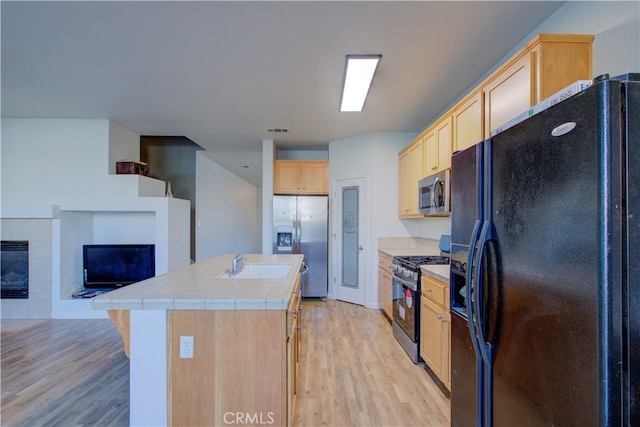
xmin=423 ymin=115 xmax=453 ymax=176
xmin=452 ymin=90 xmax=483 ymax=153
xmin=483 ymin=33 xmax=594 ymax=138
xmin=398 ymin=140 xmax=424 ymax=218
xmin=274 ymin=160 xmax=329 ymax=195
xmin=398 ymin=34 xmax=593 ymax=218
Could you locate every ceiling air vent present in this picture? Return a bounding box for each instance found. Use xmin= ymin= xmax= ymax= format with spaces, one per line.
xmin=267 ymin=128 xmax=289 ymax=133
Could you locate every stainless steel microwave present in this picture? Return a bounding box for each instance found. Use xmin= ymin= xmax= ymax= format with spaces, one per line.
xmin=418 ymin=170 xmax=451 ymax=216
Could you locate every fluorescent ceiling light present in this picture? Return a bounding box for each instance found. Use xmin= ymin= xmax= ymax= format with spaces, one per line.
xmin=340 ymin=54 xmax=382 ymax=112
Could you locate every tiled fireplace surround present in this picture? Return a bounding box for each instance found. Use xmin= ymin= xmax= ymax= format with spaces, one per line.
xmin=1 ymin=218 xmax=52 ymax=319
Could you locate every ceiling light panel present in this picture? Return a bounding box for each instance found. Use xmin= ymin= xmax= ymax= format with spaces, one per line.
xmin=340 ymin=54 xmax=382 ymax=112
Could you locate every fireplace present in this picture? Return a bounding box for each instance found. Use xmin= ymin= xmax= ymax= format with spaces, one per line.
xmin=1 ymin=241 xmax=29 ymax=299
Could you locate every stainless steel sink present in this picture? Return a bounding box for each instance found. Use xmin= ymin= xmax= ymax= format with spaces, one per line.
xmin=217 ymin=264 xmax=291 ymax=279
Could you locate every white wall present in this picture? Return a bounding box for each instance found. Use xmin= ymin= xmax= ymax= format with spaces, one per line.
xmin=2 ymin=119 xmax=109 ymax=217
xmin=436 ymin=1 xmax=640 ymax=120
xmin=262 ymin=140 xmax=275 ymax=254
xmin=329 ymin=132 xmax=415 ymax=307
xmin=397 ymin=0 xmax=639 ymax=240
xmin=531 ymin=1 xmax=640 ymax=77
xmin=108 ymin=120 xmax=140 ymax=174
xmin=1 ymin=118 xmax=191 ymax=319
xmin=195 ymin=151 xmax=259 ymax=261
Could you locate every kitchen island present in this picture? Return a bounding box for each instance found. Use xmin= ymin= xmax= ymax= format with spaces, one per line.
xmin=92 ymin=253 xmax=304 ymax=427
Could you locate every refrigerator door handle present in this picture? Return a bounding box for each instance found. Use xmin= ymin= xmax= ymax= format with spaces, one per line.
xmin=466 ymin=219 xmax=485 ymax=427
xmin=474 ymin=219 xmax=495 ymax=427
xmin=474 ymin=220 xmax=494 ymax=360
xmin=466 ymin=219 xmax=483 ymax=355
xmin=294 ymin=213 xmax=302 ymax=254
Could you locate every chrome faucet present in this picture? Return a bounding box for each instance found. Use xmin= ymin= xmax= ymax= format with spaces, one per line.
xmin=230 ymin=254 xmax=246 ymax=276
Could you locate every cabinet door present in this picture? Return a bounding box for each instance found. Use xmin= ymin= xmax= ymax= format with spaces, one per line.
xmin=287 ymin=315 xmax=298 ymax=426
xmin=409 ymin=141 xmax=424 ymax=211
xmin=398 ymin=150 xmax=411 ymax=216
xmin=436 ymin=117 xmax=452 ymax=171
xmin=453 ymin=91 xmax=483 ymax=152
xmin=274 ymin=161 xmax=301 ymax=194
xmin=421 ymin=296 xmax=447 ymax=384
xmin=383 ymin=271 xmax=392 ymax=318
xmin=424 ymin=117 xmax=452 ymax=175
xmin=421 ymin=296 xmax=442 ymax=376
xmin=423 ymin=131 xmax=437 ymax=174
xmin=398 ymin=141 xmax=423 ymax=217
xmin=300 ymin=161 xmax=328 ymax=194
xmin=483 ymin=53 xmax=533 ymax=139
xmin=442 ymin=310 xmax=451 ymax=391
xmin=378 ymin=267 xmax=386 ymax=312
xmin=377 ymin=266 xmax=392 ymax=319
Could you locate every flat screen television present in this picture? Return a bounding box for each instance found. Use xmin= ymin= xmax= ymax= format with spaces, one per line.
xmin=83 ymin=244 xmax=155 ymax=290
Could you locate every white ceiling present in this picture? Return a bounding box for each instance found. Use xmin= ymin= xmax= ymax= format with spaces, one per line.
xmin=1 ymin=1 xmax=566 ymax=187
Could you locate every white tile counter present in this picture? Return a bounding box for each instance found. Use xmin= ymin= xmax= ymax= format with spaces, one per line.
xmin=91 ymin=253 xmax=304 ymax=311
xmin=420 ymin=264 xmax=450 ymax=283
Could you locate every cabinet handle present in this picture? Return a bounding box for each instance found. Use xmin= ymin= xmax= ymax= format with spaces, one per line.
xmin=296 ymin=325 xmax=302 ymax=330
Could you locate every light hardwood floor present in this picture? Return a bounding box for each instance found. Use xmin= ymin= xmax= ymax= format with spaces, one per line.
xmin=293 ymin=300 xmax=450 ymax=427
xmin=1 ymin=300 xmax=450 ymax=426
xmin=1 ymin=319 xmax=129 ymax=426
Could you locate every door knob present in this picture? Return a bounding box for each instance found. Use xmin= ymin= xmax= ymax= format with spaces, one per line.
xmin=358 ymin=246 xmax=363 ymax=250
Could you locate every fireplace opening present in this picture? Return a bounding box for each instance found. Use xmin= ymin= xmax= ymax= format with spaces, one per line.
xmin=1 ymin=241 xmax=29 ymax=299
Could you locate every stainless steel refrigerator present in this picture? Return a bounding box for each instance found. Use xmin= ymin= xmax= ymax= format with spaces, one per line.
xmin=450 ymin=73 xmax=639 ymax=426
xmin=273 ymin=196 xmax=328 ymax=299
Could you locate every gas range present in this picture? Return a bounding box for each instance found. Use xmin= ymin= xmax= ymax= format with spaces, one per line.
xmin=391 ymin=254 xmax=450 ymax=364
xmin=392 ymin=255 xmax=450 ymax=284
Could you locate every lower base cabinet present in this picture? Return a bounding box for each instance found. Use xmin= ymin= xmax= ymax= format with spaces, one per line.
xmin=378 ymin=253 xmax=393 ymax=319
xmin=168 ymin=274 xmax=302 ymax=426
xmin=420 ymin=274 xmax=451 ymax=390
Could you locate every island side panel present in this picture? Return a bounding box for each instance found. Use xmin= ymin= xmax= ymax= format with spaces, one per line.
xmin=168 ymin=310 xmax=287 ymax=426
xmin=130 ymin=310 xmax=168 ymax=426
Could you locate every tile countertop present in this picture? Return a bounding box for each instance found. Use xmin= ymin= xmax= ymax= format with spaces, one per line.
xmin=91 ymin=254 xmax=304 ymax=311
xmin=378 ymin=248 xmax=442 ymax=257
xmin=420 ymin=265 xmax=450 ymax=283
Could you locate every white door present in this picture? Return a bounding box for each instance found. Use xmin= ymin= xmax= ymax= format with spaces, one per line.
xmin=333 ymin=178 xmax=366 ymax=305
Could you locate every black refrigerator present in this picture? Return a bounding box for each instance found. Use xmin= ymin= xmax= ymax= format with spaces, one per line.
xmin=449 ymin=73 xmax=639 ymax=426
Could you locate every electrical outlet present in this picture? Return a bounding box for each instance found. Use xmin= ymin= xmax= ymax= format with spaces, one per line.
xmin=180 ymin=335 xmax=194 ymax=359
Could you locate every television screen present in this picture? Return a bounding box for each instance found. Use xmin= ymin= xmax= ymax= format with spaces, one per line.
xmin=83 ymin=244 xmax=155 ymax=289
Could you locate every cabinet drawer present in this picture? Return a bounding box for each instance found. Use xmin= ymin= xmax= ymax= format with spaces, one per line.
xmin=422 ymin=275 xmax=449 ymax=309
xmin=378 ymin=253 xmax=393 ymax=272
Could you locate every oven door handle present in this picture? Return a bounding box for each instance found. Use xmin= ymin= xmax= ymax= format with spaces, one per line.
xmin=393 ymin=274 xmax=417 ymax=292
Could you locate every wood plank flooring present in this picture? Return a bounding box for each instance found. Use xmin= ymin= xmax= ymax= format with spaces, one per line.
xmin=1 ymin=319 xmax=129 ymax=426
xmin=293 ymin=300 xmax=450 ymax=427
xmin=1 ymin=300 xmax=450 ymax=426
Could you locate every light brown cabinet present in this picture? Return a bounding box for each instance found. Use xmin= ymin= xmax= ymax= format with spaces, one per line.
xmin=453 ymin=90 xmax=483 ymax=153
xmin=168 ymin=273 xmax=302 ymax=426
xmin=398 ymin=34 xmax=593 ymax=217
xmin=424 ymin=116 xmax=453 ymax=174
xmin=286 ymin=274 xmax=302 ymax=425
xmin=274 ymin=160 xmax=328 ymax=195
xmin=483 ymin=34 xmax=594 ymax=138
xmin=420 ymin=274 xmax=451 ymax=390
xmin=398 ymin=141 xmax=424 ymax=217
xmin=377 ymin=252 xmax=393 ymax=319
xmin=483 ymin=50 xmax=534 ymax=138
